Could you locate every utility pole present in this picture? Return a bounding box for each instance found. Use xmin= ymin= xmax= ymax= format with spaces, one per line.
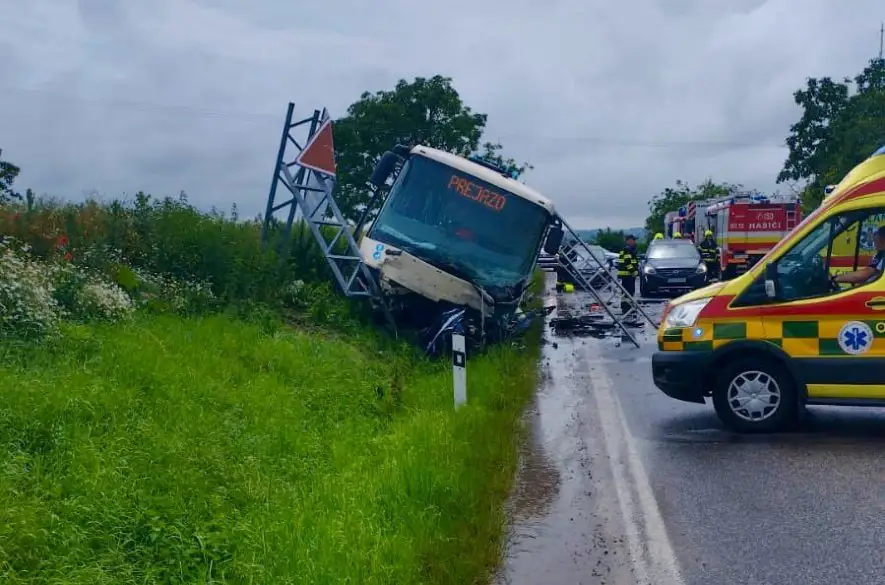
xmin=880 ymin=21 xmax=883 ymax=60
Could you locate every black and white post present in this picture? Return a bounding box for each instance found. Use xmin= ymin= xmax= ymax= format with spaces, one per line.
xmin=452 ymin=333 xmax=467 ymax=408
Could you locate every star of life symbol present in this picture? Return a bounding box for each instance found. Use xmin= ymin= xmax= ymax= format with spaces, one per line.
xmin=838 ymin=320 xmax=873 ymax=355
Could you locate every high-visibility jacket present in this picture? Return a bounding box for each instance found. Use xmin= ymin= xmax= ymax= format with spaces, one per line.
xmin=616 ymin=246 xmax=639 ymax=277
xmin=697 ymin=238 xmax=720 ymax=264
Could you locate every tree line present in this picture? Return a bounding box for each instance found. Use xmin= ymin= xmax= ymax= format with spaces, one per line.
xmin=3 ymin=57 xmax=884 ymax=250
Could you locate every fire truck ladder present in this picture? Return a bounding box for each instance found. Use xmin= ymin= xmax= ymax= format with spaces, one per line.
xmin=554 ymin=217 xmax=657 ymax=348
xmin=785 ymin=206 xmax=798 ymax=231
xmin=261 ymin=104 xmax=395 ymax=330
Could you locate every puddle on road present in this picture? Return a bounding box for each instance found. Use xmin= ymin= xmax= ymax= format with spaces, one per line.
xmin=494 ymin=276 xmax=642 ymax=585
xmin=505 ymin=376 xmax=560 ymax=524
xmin=494 ymin=331 xmax=634 ymax=585
xmin=494 ymin=275 xmax=671 ymax=585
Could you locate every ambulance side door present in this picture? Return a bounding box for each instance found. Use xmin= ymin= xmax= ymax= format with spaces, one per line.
xmin=760 ymin=206 xmax=885 ymax=399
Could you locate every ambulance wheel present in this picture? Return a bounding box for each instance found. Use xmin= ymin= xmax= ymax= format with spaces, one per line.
xmin=712 ymin=357 xmax=798 ymax=433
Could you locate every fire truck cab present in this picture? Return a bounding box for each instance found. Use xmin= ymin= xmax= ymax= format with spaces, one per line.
xmin=664 ymin=210 xmax=690 ymax=239
xmin=694 ymin=193 xmax=802 ymax=280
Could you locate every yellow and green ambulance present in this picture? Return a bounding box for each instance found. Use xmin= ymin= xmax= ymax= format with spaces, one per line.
xmin=652 ymin=145 xmax=885 ymax=432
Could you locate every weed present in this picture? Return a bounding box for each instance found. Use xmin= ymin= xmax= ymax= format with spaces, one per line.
xmin=0 ymin=313 xmax=540 ymax=584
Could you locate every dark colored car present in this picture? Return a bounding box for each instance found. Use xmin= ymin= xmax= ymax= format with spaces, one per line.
xmin=552 ymin=242 xmax=616 ymax=289
xmin=639 ymin=240 xmax=707 ymax=297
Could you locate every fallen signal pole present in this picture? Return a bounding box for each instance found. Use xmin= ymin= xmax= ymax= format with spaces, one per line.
xmin=549 ymin=217 xmax=658 ymax=348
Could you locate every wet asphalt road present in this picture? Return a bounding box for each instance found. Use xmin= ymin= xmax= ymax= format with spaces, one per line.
xmin=496 ymin=278 xmax=885 ymax=585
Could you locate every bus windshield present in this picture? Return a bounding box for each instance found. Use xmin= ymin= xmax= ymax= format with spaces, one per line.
xmin=368 ymin=154 xmax=550 ymax=290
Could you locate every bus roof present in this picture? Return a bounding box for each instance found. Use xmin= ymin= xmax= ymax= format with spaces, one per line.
xmin=411 ymin=145 xmax=556 ymax=214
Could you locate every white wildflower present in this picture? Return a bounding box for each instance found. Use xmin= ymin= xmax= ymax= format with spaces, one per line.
xmin=76 ymin=280 xmax=134 ymax=322
xmin=0 ymin=239 xmax=61 ymax=338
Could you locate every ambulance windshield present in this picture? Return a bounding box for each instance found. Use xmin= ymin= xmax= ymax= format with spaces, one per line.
xmin=369 ymin=155 xmax=550 ymax=290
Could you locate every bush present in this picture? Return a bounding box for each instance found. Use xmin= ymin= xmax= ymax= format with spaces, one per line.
xmin=73 ymin=279 xmax=134 ymax=322
xmin=0 ymin=237 xmax=138 ymax=338
xmin=0 ymin=191 xmax=376 ymax=341
xmin=0 ymin=237 xmax=60 ymax=339
xmin=51 ymin=262 xmax=134 ymax=323
xmin=0 ymin=192 xmax=334 ymax=310
xmin=129 ymin=267 xmax=218 ymax=316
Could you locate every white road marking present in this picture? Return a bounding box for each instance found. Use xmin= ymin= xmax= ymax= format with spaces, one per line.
xmin=585 ymin=345 xmax=686 ymax=585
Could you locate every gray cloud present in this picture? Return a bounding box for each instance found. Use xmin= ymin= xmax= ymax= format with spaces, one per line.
xmin=0 ymin=0 xmax=882 ymax=228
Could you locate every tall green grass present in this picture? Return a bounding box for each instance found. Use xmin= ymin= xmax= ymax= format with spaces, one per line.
xmin=0 ymin=311 xmax=541 ymax=584
xmin=0 ymin=189 xmax=546 ymax=582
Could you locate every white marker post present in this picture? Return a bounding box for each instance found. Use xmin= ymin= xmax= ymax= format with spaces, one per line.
xmin=452 ymin=333 xmax=467 ymax=408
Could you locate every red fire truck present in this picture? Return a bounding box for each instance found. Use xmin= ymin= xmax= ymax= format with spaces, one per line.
xmin=663 ymin=210 xmax=690 ymax=238
xmin=691 ymin=193 xmax=802 ymax=279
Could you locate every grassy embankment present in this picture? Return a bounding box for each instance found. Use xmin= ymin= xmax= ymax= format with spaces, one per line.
xmin=0 ymin=193 xmax=543 ymax=584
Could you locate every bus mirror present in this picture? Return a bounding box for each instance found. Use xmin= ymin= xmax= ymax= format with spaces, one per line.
xmin=764 ymin=262 xmax=778 ymax=299
xmin=544 ymin=226 xmax=564 ymax=254
xmin=392 ymin=144 xmax=412 ymax=157
xmin=369 ymin=152 xmax=400 ymax=187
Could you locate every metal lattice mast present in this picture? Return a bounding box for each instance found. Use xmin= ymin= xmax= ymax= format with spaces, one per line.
xmin=261 ymin=103 xmax=393 ymax=325
xmin=879 ymin=22 xmax=885 ymax=61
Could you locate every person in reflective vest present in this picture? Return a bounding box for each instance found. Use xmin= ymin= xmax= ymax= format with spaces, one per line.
xmin=616 ymin=234 xmax=639 ymax=317
xmin=697 ymin=229 xmax=720 ymax=280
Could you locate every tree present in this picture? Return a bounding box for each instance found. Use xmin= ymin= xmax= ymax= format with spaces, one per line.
xmin=778 ymin=58 xmax=885 ymax=210
xmin=644 ymin=179 xmax=740 ymax=237
xmin=0 ymin=149 xmax=22 ymax=204
xmin=476 ymin=141 xmax=533 ymax=179
xmin=593 ymin=227 xmax=626 ymax=251
xmin=332 ymin=75 xmax=531 ymax=220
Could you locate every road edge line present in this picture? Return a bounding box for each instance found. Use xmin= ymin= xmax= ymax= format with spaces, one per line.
xmin=587 ymin=348 xmax=686 ymax=585
xmin=589 ymin=364 xmax=652 ymax=584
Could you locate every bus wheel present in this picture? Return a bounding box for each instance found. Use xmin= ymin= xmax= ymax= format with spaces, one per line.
xmin=712 ymin=357 xmax=798 ymax=434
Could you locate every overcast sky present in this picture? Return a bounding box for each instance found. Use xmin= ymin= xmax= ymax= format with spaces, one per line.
xmin=1 ymin=0 xmax=882 ymax=228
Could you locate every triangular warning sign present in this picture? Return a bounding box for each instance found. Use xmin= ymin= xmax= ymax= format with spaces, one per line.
xmin=295 ymin=117 xmax=336 ymax=177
